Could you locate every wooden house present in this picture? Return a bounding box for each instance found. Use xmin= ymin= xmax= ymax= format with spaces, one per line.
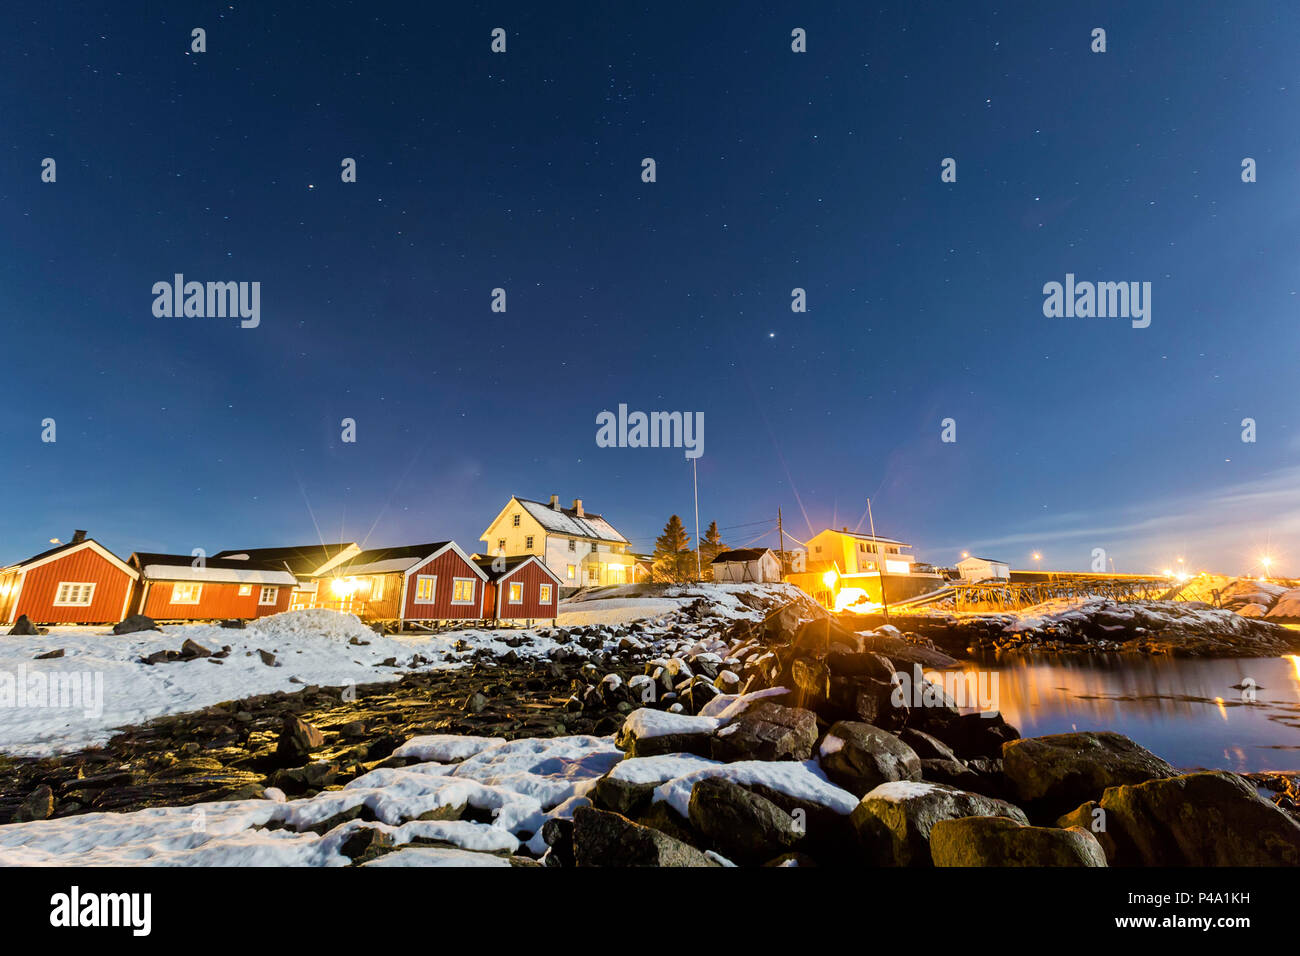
xmin=0 ymin=531 xmax=138 ymax=626
xmin=213 ymin=542 xmax=360 ymax=609
xmin=130 ymin=553 xmax=297 ymax=621
xmin=313 ymin=541 xmax=488 ymax=625
xmin=474 ymin=554 xmax=563 ymax=624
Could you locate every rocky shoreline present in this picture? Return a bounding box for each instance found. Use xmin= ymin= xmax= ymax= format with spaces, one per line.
xmin=2 ymin=591 xmax=1299 ymax=865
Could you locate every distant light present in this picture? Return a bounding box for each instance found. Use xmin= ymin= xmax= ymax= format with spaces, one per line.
xmin=1262 ymin=556 xmax=1272 ymax=567
xmin=821 ymin=570 xmax=837 ymax=589
xmin=49 ymin=538 xmax=60 ymax=544
xmin=961 ymin=551 xmax=969 ymax=559
xmin=1162 ymin=568 xmax=1173 ymax=576
xmin=1032 ymin=552 xmax=1041 ymax=561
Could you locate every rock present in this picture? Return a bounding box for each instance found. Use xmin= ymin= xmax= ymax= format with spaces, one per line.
xmin=616 ymin=709 xmax=716 ymax=759
xmin=763 ymin=851 xmax=818 ymax=866
xmin=791 ymin=658 xmax=831 ymax=708
xmin=464 ymin=691 xmax=489 ymax=714
xmin=1085 ymin=771 xmax=1300 ymax=866
xmin=113 ymin=614 xmax=158 ymax=635
xmin=572 ymin=806 xmax=716 ymax=867
xmin=180 ymin=639 xmax=212 ymax=659
xmin=687 ymin=777 xmax=802 ymax=865
xmin=541 ymin=818 xmax=575 ymax=867
xmin=850 ymin=780 xmax=1030 ymax=866
xmin=589 ymin=774 xmax=659 ymax=818
xmin=338 ymin=825 xmax=393 ymax=862
xmin=276 ymin=715 xmax=325 ymax=763
xmin=257 ymin=649 xmax=277 ymax=667
xmin=928 ymin=711 xmax=1019 ymax=759
xmin=818 ymin=721 xmax=922 ymax=796
xmin=900 ymin=728 xmax=958 ymax=762
xmin=11 ymin=784 xmax=55 ymax=822
xmin=8 ymin=615 xmax=47 ymax=636
xmin=219 ymin=619 xmax=246 ymax=629
xmin=1002 ymin=731 xmax=1176 ymax=816
xmin=33 ymin=648 xmax=64 ymax=660
xmin=710 ymin=702 xmax=818 ymax=762
xmin=920 ymin=758 xmax=980 ymax=790
xmin=929 ymin=816 xmax=1107 ymax=866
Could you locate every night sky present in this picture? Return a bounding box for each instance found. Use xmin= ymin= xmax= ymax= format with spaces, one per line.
xmin=2 ymin=3 xmax=1298 ymax=576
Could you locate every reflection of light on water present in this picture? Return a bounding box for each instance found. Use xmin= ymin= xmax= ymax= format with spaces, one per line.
xmin=1288 ymin=655 xmax=1300 ymax=687
xmin=1214 ymin=696 xmax=1228 ymax=721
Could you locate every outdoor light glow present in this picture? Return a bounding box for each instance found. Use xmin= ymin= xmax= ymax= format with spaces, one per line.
xmin=821 ymin=570 xmax=837 ymax=589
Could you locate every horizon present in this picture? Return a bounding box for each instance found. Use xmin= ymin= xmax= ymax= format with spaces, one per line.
xmin=2 ymin=2 xmax=1297 ymax=578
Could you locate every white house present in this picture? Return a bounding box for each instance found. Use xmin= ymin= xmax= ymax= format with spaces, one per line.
xmin=480 ymin=495 xmax=635 ymax=588
xmin=957 ymin=556 xmax=1011 ymax=581
xmin=710 ymin=548 xmax=782 ymax=584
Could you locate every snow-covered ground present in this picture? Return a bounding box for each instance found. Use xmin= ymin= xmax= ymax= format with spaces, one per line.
xmin=0 ymin=585 xmax=800 ymax=757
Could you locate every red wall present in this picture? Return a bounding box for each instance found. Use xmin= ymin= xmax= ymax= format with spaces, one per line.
xmin=401 ymin=549 xmax=487 ymax=621
xmin=11 ymin=548 xmax=135 ymax=625
xmin=141 ymin=579 xmax=292 ymax=620
xmin=496 ymin=561 xmax=560 ymax=620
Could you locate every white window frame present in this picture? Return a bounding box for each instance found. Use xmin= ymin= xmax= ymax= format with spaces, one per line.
xmin=237 ymin=584 xmax=252 ymax=596
xmin=539 ymin=584 xmax=553 ymax=605
xmin=258 ymin=586 xmax=278 ymax=606
xmin=566 ymin=564 xmax=576 ymax=580
xmin=451 ymin=577 xmax=476 ymax=605
xmin=508 ymin=581 xmax=524 ymax=604
xmin=53 ymin=581 xmax=96 ymax=607
xmin=171 ymin=583 xmax=202 ymax=604
xmin=414 ymin=574 xmax=437 ymax=604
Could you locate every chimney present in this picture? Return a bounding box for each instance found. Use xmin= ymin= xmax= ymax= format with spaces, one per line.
xmin=549 ymin=494 xmax=560 ymax=511
xmin=842 ymin=527 xmax=848 ymax=533
xmin=71 ymin=530 xmax=87 ymax=544
xmin=573 ymin=498 xmax=584 ymax=517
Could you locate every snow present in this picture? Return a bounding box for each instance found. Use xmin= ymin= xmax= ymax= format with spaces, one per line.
xmin=819 ymin=734 xmax=844 ymax=757
xmin=606 ymin=753 xmax=721 ymax=785
xmin=865 ymin=780 xmax=942 ymax=803
xmin=621 ymin=708 xmax=720 ymax=739
xmin=699 ymin=686 xmax=791 ymax=719
xmin=142 ymin=565 xmax=297 ymax=586
xmin=651 ymin=760 xmax=860 ymax=818
xmin=391 ymin=734 xmax=506 ymax=763
xmin=360 ymin=846 xmax=512 ymax=867
xmin=558 ymin=598 xmax=685 ymax=627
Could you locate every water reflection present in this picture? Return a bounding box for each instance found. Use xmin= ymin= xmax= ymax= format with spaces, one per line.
xmin=939 ymin=654 xmax=1300 ymax=773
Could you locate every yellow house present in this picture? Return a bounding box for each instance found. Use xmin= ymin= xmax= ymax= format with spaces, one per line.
xmin=806 ymin=528 xmax=918 ymax=575
xmin=480 ymin=495 xmax=636 ymax=588
xmin=796 ymin=528 xmax=943 ymax=610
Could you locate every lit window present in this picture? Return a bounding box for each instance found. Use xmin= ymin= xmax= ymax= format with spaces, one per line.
xmin=509 ymin=582 xmax=524 ymax=604
xmin=238 ymin=584 xmax=252 ymax=596
xmin=171 ymin=583 xmax=202 ymax=604
xmin=414 ymin=575 xmax=436 ymax=603
xmin=452 ymin=578 xmax=476 ymax=604
xmin=567 ymin=564 xmax=576 ymax=580
xmin=259 ymin=586 xmax=278 ymax=605
xmin=539 ymin=584 xmax=553 ymax=604
xmin=371 ymin=576 xmax=384 ymax=600
xmin=53 ymin=582 xmax=95 ymax=606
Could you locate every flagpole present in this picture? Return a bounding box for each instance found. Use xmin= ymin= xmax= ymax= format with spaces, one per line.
xmin=693 ymin=457 xmax=702 ymax=581
xmin=867 ymin=497 xmax=890 ymax=623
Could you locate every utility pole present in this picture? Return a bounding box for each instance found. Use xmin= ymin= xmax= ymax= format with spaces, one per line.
xmin=777 ymin=507 xmax=785 ymax=570
xmin=692 ymin=457 xmax=702 ymax=581
xmin=867 ymin=497 xmax=890 ymax=623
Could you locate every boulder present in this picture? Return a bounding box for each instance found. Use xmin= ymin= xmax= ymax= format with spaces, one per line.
xmin=180 ymin=639 xmax=212 ymax=659
xmin=687 ymin=777 xmax=802 ymax=865
xmin=113 ymin=614 xmax=158 ymax=635
xmin=928 ymin=711 xmax=1019 ymax=759
xmin=7 ymin=615 xmax=47 ymax=636
xmin=541 ymin=818 xmax=574 ymax=867
xmin=572 ymin=806 xmax=716 ymax=867
xmin=920 ymin=758 xmax=980 ymax=790
xmin=33 ymin=648 xmax=64 ymax=660
xmin=10 ymin=784 xmax=55 ymax=823
xmin=900 ymin=728 xmax=958 ymax=762
xmin=850 ymin=780 xmax=1029 ymax=866
xmin=818 ymin=721 xmax=922 ymax=796
xmin=1086 ymin=771 xmax=1300 ymax=866
xmin=616 ymin=709 xmax=716 ymax=758
xmin=276 ymin=715 xmax=326 ymax=764
xmin=710 ymin=702 xmax=818 ymax=762
xmin=1002 ymin=731 xmax=1175 ymax=816
xmin=257 ymin=649 xmax=277 ymax=667
xmin=929 ymin=816 xmax=1107 ymax=866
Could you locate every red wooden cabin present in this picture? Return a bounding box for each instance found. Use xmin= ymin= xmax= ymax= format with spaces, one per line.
xmin=130 ymin=553 xmax=296 ymax=621
xmin=313 ymin=541 xmax=489 ymax=625
xmin=0 ymin=531 xmax=138 ymax=626
xmin=475 ymin=554 xmax=563 ymax=624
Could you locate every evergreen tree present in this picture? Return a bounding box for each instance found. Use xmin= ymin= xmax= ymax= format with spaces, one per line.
xmin=652 ymin=514 xmax=694 ymax=582
xmin=699 ymin=520 xmax=726 ymax=579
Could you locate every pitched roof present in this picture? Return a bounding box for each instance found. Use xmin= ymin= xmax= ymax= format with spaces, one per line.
xmin=473 ymin=554 xmax=563 ymax=585
xmin=958 ymin=555 xmax=1007 ymax=565
xmin=3 ymin=538 xmax=137 ymax=578
xmin=321 ymin=542 xmax=454 ymax=577
xmin=711 ymin=548 xmax=775 ymax=564
xmin=213 ymin=543 xmax=356 ymax=575
xmin=130 ymin=553 xmax=297 ymax=586
xmin=513 ymin=498 xmax=628 ymax=544
xmin=820 ymin=529 xmax=910 ymax=546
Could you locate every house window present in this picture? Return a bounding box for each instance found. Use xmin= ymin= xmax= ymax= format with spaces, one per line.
xmin=414 ymin=575 xmax=436 ymax=603
xmin=512 ymin=514 xmax=520 ymax=527
xmin=814 ymin=545 xmax=822 ymax=553
xmin=568 ymin=539 xmax=576 ymax=551
xmin=566 ymin=564 xmax=576 ymax=580
xmin=509 ymin=582 xmax=524 ymax=604
xmin=539 ymin=584 xmax=553 ymax=604
xmin=171 ymin=583 xmax=202 ymax=604
xmin=452 ymin=578 xmax=476 ymax=605
xmin=259 ymin=586 xmax=278 ymax=606
xmin=53 ymin=582 xmax=95 ymax=606
xmin=238 ymin=584 xmax=252 ymax=596
xmin=371 ymin=576 xmax=384 ymax=600
xmin=497 ymin=539 xmax=506 ymax=551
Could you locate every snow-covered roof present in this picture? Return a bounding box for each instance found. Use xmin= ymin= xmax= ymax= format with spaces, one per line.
xmin=337 ymin=557 xmax=424 ymax=576
xmin=142 ymin=564 xmax=297 ymax=586
xmin=820 ymin=529 xmax=910 ymax=546
xmin=958 ymin=556 xmax=1008 ymax=566
xmin=515 ymin=498 xmax=628 ymax=543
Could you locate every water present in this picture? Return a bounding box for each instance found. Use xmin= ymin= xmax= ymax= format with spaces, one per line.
xmin=939 ymin=654 xmax=1300 ymax=773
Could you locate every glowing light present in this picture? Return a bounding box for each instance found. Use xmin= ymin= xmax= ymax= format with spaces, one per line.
xmin=961 ymin=551 xmax=969 ymax=559
xmin=330 ymin=577 xmax=362 ymax=597
xmin=821 ymin=569 xmax=837 ymax=589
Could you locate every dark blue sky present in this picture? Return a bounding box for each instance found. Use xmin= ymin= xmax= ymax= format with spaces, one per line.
xmin=3 ymin=2 xmax=1298 ymax=575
